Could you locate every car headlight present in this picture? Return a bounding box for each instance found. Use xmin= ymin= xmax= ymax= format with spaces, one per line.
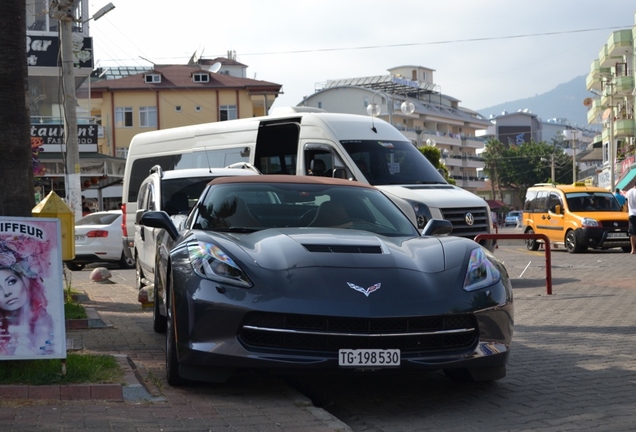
xmin=407 ymin=200 xmax=432 ymax=229
xmin=187 ymin=241 xmax=252 ymax=288
xmin=581 ymin=218 xmax=599 ymax=227
xmin=463 ymin=247 xmax=501 ymax=292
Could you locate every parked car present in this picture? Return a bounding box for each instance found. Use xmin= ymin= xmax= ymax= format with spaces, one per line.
xmin=140 ymin=175 xmax=514 ymax=386
xmin=523 ymin=182 xmax=629 ymax=253
xmin=504 ymin=211 xmax=522 ymax=227
xmin=134 ymin=165 xmax=260 ymax=296
xmin=66 ymin=210 xmax=135 ymax=271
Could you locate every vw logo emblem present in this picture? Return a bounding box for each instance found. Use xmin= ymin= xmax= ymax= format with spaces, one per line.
xmin=614 ymin=222 xmax=618 ymax=227
xmin=465 ymin=212 xmax=475 ymax=226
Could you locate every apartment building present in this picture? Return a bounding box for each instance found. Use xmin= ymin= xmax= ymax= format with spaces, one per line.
xmin=585 ymin=12 xmax=636 ymax=191
xmin=298 ymin=65 xmax=491 ymax=193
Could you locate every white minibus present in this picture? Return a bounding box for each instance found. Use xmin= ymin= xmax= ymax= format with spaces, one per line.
xmin=121 ymin=107 xmax=493 ymax=261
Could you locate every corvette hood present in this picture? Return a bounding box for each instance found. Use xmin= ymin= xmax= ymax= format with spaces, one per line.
xmin=204 ymin=228 xmax=472 ymax=274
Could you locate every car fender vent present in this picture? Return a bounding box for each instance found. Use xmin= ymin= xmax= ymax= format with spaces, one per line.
xmin=302 ymin=244 xmax=383 ymax=254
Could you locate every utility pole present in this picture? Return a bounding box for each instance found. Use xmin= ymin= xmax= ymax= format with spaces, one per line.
xmin=564 ymin=129 xmax=579 ymax=183
xmin=551 ymin=154 xmax=556 ymax=183
xmin=50 ymin=1 xmax=115 ymax=221
xmin=51 ymin=0 xmax=82 ymax=221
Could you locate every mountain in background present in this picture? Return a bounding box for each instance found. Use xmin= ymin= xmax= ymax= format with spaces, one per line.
xmin=476 ymin=75 xmax=594 ymax=129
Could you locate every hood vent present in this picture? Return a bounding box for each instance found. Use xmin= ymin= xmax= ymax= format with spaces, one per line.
xmin=303 ymin=244 xmax=383 ymax=254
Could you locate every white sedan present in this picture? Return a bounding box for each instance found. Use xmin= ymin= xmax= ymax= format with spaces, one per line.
xmin=66 ymin=210 xmax=135 ymax=271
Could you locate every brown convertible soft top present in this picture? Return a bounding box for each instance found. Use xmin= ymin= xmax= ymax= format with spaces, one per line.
xmin=209 ymin=174 xmax=375 ymax=189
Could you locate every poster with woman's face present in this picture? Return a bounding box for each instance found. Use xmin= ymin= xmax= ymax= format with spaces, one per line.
xmin=0 ymin=217 xmax=66 ymax=360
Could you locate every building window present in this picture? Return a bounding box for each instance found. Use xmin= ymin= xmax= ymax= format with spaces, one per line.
xmin=193 ymin=73 xmax=209 ymax=83
xmin=144 ymin=74 xmax=161 ymax=83
xmin=139 ymin=106 xmax=157 ymax=128
xmin=317 ymin=102 xmax=322 ymax=109
xmin=220 ymin=105 xmax=237 ymax=121
xmin=115 ymin=107 xmax=133 ymax=128
xmin=175 ymin=106 xmax=182 ymax=112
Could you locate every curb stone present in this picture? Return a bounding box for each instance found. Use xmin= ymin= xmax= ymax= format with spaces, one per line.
xmin=0 ymin=355 xmax=159 ymax=402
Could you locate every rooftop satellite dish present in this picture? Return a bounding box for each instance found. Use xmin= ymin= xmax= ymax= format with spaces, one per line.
xmin=583 ymin=97 xmax=593 ymax=107
xmin=208 ymin=62 xmax=222 ymax=73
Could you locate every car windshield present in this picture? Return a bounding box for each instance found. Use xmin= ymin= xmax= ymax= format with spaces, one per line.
xmin=340 ymin=140 xmax=447 ymax=186
xmin=162 ymin=178 xmax=215 ymax=216
xmin=194 ymin=183 xmax=420 ymax=237
xmin=565 ymin=192 xmax=622 ymax=212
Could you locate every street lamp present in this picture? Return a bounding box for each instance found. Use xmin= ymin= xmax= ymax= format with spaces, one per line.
xmin=50 ymin=1 xmax=115 ymax=221
xmin=366 ymin=91 xmax=416 ymax=126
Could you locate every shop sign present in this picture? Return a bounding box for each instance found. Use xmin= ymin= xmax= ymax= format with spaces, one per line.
xmin=30 ymin=124 xmax=98 ymax=145
xmin=26 ymin=35 xmax=93 ymax=69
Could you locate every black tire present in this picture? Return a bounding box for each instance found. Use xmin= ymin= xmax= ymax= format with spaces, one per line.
xmin=622 ymin=246 xmax=632 ymax=253
xmin=135 ymin=253 xmax=145 ymax=291
xmin=66 ymin=262 xmax=85 ymax=271
xmin=119 ymin=251 xmax=136 ymax=269
xmin=525 ymin=228 xmax=540 ymax=251
xmin=166 ymin=285 xmax=184 ymax=386
xmin=153 ymin=280 xmax=167 ymax=333
xmin=565 ymin=230 xmax=583 ymax=253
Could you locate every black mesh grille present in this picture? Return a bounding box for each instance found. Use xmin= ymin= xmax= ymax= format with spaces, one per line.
xmin=601 ymin=220 xmax=629 ymax=229
xmin=239 ymin=312 xmax=478 ymax=353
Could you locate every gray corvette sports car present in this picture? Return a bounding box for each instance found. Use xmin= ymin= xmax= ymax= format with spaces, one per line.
xmin=140 ymin=175 xmax=513 ymax=386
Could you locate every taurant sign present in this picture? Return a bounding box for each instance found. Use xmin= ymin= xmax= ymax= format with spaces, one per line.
xmin=31 ymin=124 xmax=98 ymax=145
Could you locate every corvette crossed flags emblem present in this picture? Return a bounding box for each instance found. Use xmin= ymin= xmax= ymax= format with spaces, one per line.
xmin=347 ymin=282 xmax=381 ymax=297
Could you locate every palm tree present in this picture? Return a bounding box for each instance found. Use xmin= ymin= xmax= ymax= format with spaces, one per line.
xmin=0 ymin=2 xmax=35 ymax=216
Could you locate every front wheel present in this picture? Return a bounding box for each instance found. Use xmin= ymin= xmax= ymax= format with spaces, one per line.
xmin=622 ymin=246 xmax=632 ymax=253
xmin=525 ymin=228 xmax=540 ymax=251
xmin=66 ymin=262 xmax=85 ymax=271
xmin=565 ymin=230 xmax=583 ymax=253
xmin=165 ymin=275 xmax=185 ymax=386
xmin=119 ymin=251 xmax=136 ymax=269
xmin=135 ymin=255 xmax=145 ymax=291
xmin=153 ymin=281 xmax=167 ymax=333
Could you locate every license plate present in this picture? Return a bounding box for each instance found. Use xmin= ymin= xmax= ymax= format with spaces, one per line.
xmin=75 ymin=235 xmax=85 ymax=241
xmin=607 ymin=232 xmax=627 ymax=238
xmin=338 ymin=349 xmax=400 ymax=367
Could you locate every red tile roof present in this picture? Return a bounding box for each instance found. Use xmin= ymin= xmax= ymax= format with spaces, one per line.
xmin=90 ymin=65 xmax=281 ymax=94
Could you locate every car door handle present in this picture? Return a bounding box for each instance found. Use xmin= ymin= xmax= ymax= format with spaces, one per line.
xmin=140 ymin=227 xmax=145 ymax=241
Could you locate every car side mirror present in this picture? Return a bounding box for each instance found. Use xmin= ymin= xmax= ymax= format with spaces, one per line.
xmin=139 ymin=211 xmax=179 ymax=241
xmin=554 ymin=204 xmax=562 ymax=215
xmin=422 ymin=218 xmax=453 ymax=236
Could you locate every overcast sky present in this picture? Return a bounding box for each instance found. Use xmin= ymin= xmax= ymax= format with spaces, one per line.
xmin=88 ymin=0 xmax=635 ymax=112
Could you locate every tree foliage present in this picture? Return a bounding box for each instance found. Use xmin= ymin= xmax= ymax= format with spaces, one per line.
xmin=419 ymin=146 xmax=456 ymax=185
xmin=482 ymin=139 xmax=573 ymax=203
xmin=0 ymin=1 xmax=35 ymax=216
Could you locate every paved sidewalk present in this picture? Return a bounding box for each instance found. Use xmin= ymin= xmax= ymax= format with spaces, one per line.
xmin=0 ymin=268 xmax=351 ymax=432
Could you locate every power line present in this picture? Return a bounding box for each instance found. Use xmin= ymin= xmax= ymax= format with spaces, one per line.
xmin=237 ymin=25 xmax=630 ymax=57
xmin=92 ymin=24 xmax=630 ymax=64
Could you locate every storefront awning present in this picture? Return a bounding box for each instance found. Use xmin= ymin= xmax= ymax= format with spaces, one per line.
xmin=616 ymin=168 xmax=636 ymax=191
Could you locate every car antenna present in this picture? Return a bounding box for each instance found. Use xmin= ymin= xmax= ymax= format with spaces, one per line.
xmin=204 ymin=146 xmax=212 ymax=173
